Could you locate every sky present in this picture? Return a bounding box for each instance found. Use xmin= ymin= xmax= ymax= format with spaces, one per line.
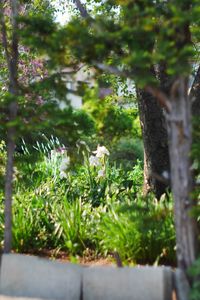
xmin=53 ymin=0 xmax=94 ymax=25
xmin=51 ymin=0 xmax=96 ymax=25
xmin=53 ymin=0 xmax=72 ymax=25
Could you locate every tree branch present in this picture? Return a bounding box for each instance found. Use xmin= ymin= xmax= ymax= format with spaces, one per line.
xmin=94 ymin=62 xmax=130 ymax=78
xmin=73 ymin=0 xmax=90 ymax=19
xmin=145 ymin=86 xmax=171 ymax=113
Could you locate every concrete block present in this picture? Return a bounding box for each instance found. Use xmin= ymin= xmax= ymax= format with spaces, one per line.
xmin=82 ymin=266 xmax=172 ymax=300
xmin=0 ymin=254 xmax=81 ymax=300
xmin=0 ymin=296 xmax=44 ymax=300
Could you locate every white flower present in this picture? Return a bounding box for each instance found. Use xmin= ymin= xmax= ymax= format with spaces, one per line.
xmin=89 ymin=155 xmax=101 ymax=167
xmin=98 ymin=169 xmax=105 ymax=178
xmin=50 ymin=149 xmax=57 ymax=158
xmin=93 ymin=145 xmax=110 ymax=158
xmin=60 ymin=171 xmax=67 ymax=179
xmin=60 ymin=156 xmax=70 ymax=171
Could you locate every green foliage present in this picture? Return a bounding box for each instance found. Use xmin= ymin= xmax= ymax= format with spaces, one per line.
xmin=0 ymin=198 xmax=4 ymax=248
xmin=98 ymin=202 xmax=142 ymax=263
xmin=190 ymin=117 xmax=200 ymax=299
xmin=0 ymin=140 xmax=175 ymax=265
xmin=12 ymin=106 xmax=96 ymax=154
xmin=0 ymin=141 xmax=6 ymax=189
xmin=110 ymin=138 xmax=143 ymax=169
xmin=52 ymin=0 xmax=199 ymax=88
xmin=98 ymin=195 xmax=175 ymax=265
xmin=82 ymin=84 xmax=143 ymax=168
xmin=102 ymin=106 xmax=133 ymax=139
xmin=54 ymin=197 xmax=100 ymax=254
xmin=83 ymin=84 xmax=141 ymax=145
xmin=12 ymin=194 xmax=48 ymax=252
xmin=189 ymin=257 xmax=200 ymax=300
xmin=191 ymin=116 xmax=200 ymax=223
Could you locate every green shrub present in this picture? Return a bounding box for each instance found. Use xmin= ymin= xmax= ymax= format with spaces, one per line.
xmin=12 ymin=189 xmax=61 ymax=251
xmin=189 ymin=257 xmax=200 ymax=300
xmin=12 ymin=194 xmax=48 ymax=252
xmin=5 ymin=140 xmax=176 ymax=266
xmin=53 ymin=197 xmax=102 ymax=255
xmin=98 ymin=201 xmax=142 ymax=263
xmin=98 ymin=195 xmax=176 ymax=265
xmin=109 ymin=138 xmax=143 ymax=170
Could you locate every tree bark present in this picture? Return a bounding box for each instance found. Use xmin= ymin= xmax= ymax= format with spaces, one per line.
xmin=167 ymin=77 xmax=198 ymax=272
xmin=137 ymin=87 xmax=170 ymax=199
xmin=73 ymin=0 xmax=90 ymax=18
xmin=166 ymin=1 xmax=199 ymax=281
xmin=0 ymin=0 xmax=19 ymax=253
xmin=4 ymin=126 xmax=16 ymax=253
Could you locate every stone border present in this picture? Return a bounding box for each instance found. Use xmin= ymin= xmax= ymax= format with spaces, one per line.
xmin=0 ymin=254 xmax=173 ymax=300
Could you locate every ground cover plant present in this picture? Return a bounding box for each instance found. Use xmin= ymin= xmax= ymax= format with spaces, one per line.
xmin=0 ymin=139 xmax=176 ymax=265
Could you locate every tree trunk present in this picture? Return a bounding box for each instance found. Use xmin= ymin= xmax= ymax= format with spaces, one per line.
xmin=137 ymin=88 xmax=170 ymax=199
xmin=4 ymin=126 xmax=16 ymax=253
xmin=167 ymin=77 xmax=198 ymax=272
xmin=4 ymin=73 xmax=18 ymax=253
xmin=0 ymin=0 xmax=19 ymax=253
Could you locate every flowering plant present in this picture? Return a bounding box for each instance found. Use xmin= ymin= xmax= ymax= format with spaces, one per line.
xmin=89 ymin=145 xmax=110 ymax=179
xmin=93 ymin=145 xmax=110 ymax=158
xmin=59 ymin=156 xmax=70 ymax=178
xmin=89 ymin=155 xmax=101 ymax=167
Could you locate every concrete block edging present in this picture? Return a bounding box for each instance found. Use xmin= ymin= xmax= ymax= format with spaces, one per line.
xmin=0 ymin=254 xmax=173 ymax=300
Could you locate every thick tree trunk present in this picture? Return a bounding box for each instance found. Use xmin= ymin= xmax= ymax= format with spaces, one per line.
xmin=167 ymin=77 xmax=198 ymax=272
xmin=137 ymin=88 xmax=170 ymax=198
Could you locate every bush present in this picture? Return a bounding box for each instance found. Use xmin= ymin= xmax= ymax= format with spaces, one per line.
xmin=189 ymin=257 xmax=200 ymax=300
xmin=98 ymin=195 xmax=176 ymax=265
xmin=110 ymin=137 xmax=143 ymax=170
xmin=98 ymin=202 xmax=142 ymax=263
xmin=53 ymin=197 xmax=102 ymax=255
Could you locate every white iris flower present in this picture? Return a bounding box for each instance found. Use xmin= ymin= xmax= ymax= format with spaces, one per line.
xmin=93 ymin=145 xmax=110 ymax=158
xmin=89 ymin=155 xmax=101 ymax=167
xmin=60 ymin=171 xmax=67 ymax=179
xmin=98 ymin=169 xmax=105 ymax=178
xmin=60 ymin=156 xmax=70 ymax=172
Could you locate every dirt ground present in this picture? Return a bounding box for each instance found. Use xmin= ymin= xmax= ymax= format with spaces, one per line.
xmin=16 ymin=249 xmax=115 ymax=266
